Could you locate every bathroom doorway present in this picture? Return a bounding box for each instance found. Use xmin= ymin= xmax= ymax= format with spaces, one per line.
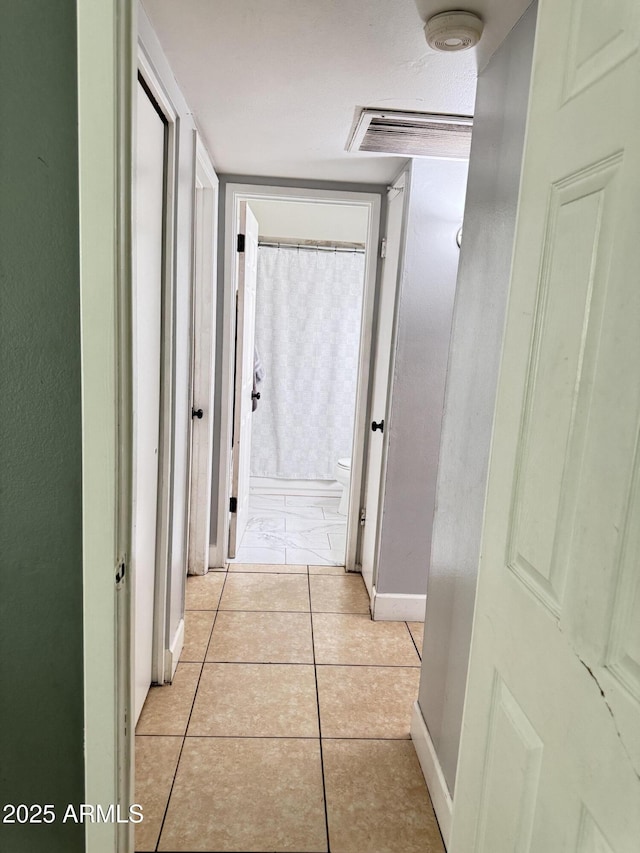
xmin=216 ymin=185 xmax=381 ymax=572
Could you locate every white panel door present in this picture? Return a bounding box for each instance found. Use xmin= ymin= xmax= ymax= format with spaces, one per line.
xmin=132 ymin=81 xmax=164 ymax=723
xmin=451 ymin=1 xmax=640 ymax=850
xmin=360 ymin=175 xmax=405 ymax=595
xmin=228 ymin=202 xmax=259 ymax=559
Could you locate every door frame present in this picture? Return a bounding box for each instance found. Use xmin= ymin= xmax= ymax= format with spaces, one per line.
xmin=228 ymin=201 xmax=260 ymax=559
xmin=136 ymin=46 xmax=178 ymax=687
xmin=212 ymin=183 xmax=381 ymax=571
xmin=361 ymin=166 xmax=410 ymax=596
xmin=78 ymin=1 xmax=134 ymax=851
xmin=187 ymin=137 xmax=219 ymax=575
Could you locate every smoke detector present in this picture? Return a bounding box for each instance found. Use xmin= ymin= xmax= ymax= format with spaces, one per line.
xmin=424 ymin=11 xmax=484 ymax=51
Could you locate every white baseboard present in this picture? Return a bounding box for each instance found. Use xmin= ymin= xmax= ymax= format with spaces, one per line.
xmin=250 ymin=476 xmax=340 ymax=496
xmin=164 ymin=618 xmax=185 ymax=682
xmin=411 ymin=702 xmax=453 ymax=849
xmin=371 ymin=587 xmax=427 ymax=621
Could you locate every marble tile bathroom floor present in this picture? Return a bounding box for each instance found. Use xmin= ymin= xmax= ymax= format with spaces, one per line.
xmin=230 ymin=492 xmax=347 ymax=566
xmin=135 ymin=567 xmax=440 ymax=853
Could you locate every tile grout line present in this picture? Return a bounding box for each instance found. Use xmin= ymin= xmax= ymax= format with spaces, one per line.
xmin=226 ymin=567 xmax=348 ymax=573
xmin=137 ymin=733 xmax=414 ymax=741
xmin=405 ymin=620 xmax=422 ymax=661
xmin=185 ymin=607 xmax=352 ymax=613
xmin=153 ymin=567 xmax=230 ymax=852
xmin=308 ymin=565 xmax=332 ymax=853
xmin=143 ymin=554 xmax=429 ymax=851
xmin=179 ymin=660 xmax=421 ymax=669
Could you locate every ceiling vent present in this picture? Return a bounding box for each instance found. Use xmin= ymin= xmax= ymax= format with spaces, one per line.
xmin=346 ymin=109 xmax=473 ymax=160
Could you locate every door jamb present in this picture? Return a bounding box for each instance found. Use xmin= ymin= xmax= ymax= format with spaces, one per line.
xmin=187 ymin=137 xmax=219 ymax=576
xmin=362 ymin=166 xmax=411 ymax=594
xmin=213 ymin=183 xmax=381 ymax=570
xmin=136 ymin=45 xmax=178 ymax=686
xmin=77 ymin=1 xmax=134 ymax=851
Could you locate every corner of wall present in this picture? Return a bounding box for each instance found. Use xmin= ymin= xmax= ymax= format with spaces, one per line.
xmin=416 ymin=0 xmax=538 ymax=802
xmin=376 ymin=159 xmax=468 ymax=598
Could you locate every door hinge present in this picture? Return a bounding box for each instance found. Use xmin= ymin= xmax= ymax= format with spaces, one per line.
xmin=229 ymin=496 xmax=238 ymax=513
xmin=360 ymin=508 xmax=366 ymax=526
xmin=115 ymin=561 xmax=126 ymax=586
xmin=380 ymin=237 xmax=387 ymax=258
xmin=237 ymin=233 xmax=245 ymax=253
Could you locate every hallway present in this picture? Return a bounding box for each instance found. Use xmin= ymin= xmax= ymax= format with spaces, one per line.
xmin=135 ymin=565 xmax=442 ymax=852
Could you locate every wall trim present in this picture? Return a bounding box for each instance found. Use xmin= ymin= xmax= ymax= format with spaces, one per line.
xmin=164 ymin=618 xmax=184 ymax=681
xmin=219 ymin=173 xmax=387 ymax=195
xmin=371 ymin=588 xmax=426 ymax=621
xmin=411 ymin=701 xmax=453 ymax=849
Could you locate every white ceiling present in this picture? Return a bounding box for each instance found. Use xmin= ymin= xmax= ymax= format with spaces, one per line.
xmin=142 ymin=0 xmax=532 ymax=184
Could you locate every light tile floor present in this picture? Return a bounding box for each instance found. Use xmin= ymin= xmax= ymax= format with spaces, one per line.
xmin=230 ymin=493 xmax=347 ymax=566
xmin=135 ymin=566 xmax=440 ymax=853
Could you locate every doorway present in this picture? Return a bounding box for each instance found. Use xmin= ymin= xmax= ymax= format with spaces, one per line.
xmin=231 ymin=197 xmax=370 ymax=567
xmin=216 ymin=186 xmax=381 ymax=574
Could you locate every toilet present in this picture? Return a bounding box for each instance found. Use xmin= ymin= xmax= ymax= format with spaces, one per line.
xmin=334 ymin=458 xmax=351 ymax=515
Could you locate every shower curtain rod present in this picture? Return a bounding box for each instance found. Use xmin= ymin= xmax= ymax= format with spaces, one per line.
xmin=258 ymin=236 xmax=366 ymax=254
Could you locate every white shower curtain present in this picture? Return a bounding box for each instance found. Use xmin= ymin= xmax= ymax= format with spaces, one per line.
xmin=250 ymin=246 xmax=365 ymax=480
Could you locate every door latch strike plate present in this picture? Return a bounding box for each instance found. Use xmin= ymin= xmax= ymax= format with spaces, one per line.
xmin=360 ymin=508 xmax=366 ymax=526
xmin=229 ymin=496 xmax=238 ymax=513
xmin=115 ymin=562 xmax=126 ymax=586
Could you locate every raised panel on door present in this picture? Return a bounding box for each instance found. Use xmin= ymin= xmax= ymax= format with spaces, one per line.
xmin=506 ymin=154 xmax=622 ymax=618
xmin=474 ymin=674 xmax=542 ymax=853
xmin=450 ymin=0 xmax=640 ymax=849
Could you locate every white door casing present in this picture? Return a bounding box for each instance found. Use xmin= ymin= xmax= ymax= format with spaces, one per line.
xmin=187 ymin=138 xmax=219 ymax=575
xmin=451 ymin=1 xmax=640 ymax=851
xmin=360 ymin=173 xmax=406 ymax=596
xmin=228 ymin=202 xmax=259 ymax=559
xmin=78 ymin=1 xmax=134 ymax=849
xmin=215 ymin=185 xmax=380 ymax=570
xmin=132 ymin=79 xmax=165 ymax=724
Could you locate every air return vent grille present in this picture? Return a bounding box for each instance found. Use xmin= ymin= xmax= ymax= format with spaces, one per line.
xmin=347 ymin=109 xmax=473 ymax=159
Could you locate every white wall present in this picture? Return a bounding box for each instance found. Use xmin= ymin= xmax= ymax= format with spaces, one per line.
xmin=375 ymin=157 xmax=469 ymax=597
xmin=416 ymin=1 xmax=538 ymax=798
xmin=248 ymin=198 xmax=368 ymax=242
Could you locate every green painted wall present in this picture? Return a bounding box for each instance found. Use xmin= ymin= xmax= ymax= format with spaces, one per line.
xmin=0 ymin=2 xmax=85 ymax=851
